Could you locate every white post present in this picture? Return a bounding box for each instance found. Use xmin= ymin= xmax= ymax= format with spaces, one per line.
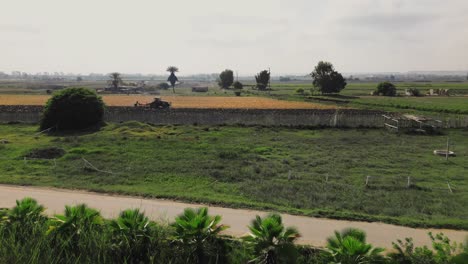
xmin=446 ymin=137 xmax=450 ymax=161
xmin=366 ymin=176 xmax=370 ymax=186
xmin=447 ymin=181 xmax=453 ymax=193
xmin=407 ymin=176 xmax=411 ymax=188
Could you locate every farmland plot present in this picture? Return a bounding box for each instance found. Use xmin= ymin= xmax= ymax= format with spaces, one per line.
xmin=0 ymin=95 xmax=336 ymax=109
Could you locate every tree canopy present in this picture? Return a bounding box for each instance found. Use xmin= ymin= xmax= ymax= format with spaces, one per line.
xmin=310 ymin=61 xmax=346 ymax=94
xmin=107 ymin=72 xmax=123 ymax=89
xmin=255 ymin=70 xmax=270 ymax=90
xmin=218 ymin=69 xmax=234 ymax=89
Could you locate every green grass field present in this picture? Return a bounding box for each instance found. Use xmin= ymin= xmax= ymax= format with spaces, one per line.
xmin=1 ymin=122 xmax=467 ymax=229
xmin=263 ymin=82 xmax=468 ymax=115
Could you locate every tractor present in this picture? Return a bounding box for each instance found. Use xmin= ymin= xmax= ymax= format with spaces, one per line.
xmin=134 ymin=97 xmax=171 ymax=109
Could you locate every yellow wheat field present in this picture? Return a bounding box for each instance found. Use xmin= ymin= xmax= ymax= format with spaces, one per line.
xmin=0 ymin=95 xmax=337 ymax=109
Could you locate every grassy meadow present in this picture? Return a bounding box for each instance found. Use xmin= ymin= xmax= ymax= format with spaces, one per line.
xmin=1 ymin=122 xmax=467 ymax=229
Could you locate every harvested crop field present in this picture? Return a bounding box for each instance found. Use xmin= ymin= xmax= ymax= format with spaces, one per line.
xmin=0 ymin=95 xmax=336 ymax=109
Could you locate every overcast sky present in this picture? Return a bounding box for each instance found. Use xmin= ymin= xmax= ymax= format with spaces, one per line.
xmin=1 ymin=0 xmax=468 ymax=75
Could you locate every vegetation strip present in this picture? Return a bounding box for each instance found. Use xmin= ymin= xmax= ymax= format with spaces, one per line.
xmin=1 ymin=195 xmax=468 ymax=263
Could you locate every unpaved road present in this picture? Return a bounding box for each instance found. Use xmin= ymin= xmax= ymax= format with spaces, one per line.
xmin=0 ymin=184 xmax=466 ymax=249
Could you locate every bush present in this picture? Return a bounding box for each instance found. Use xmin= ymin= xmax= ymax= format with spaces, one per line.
xmin=295 ymin=88 xmax=305 ymax=95
xmin=157 ymin=82 xmax=170 ymax=90
xmin=407 ymin=88 xmax=421 ymax=96
xmin=375 ymin=82 xmax=397 ymax=96
xmin=233 ymin=81 xmax=243 ymax=90
xmin=40 ymin=88 xmax=105 ymax=131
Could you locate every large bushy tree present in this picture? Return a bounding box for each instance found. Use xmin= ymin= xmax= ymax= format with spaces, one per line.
xmin=218 ymin=69 xmax=234 ymax=89
xmin=255 ymin=70 xmax=270 ymax=90
xmin=40 ymin=88 xmax=105 ymax=131
xmin=311 ymin=61 xmax=347 ymax=94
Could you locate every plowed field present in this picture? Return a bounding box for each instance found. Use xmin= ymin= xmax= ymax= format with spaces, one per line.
xmin=0 ymin=95 xmax=336 ymax=109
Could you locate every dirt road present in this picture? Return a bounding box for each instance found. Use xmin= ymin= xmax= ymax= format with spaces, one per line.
xmin=0 ymin=184 xmax=466 ymax=249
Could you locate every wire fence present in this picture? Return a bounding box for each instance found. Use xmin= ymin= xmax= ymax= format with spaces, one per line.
xmin=286 ymin=170 xmax=467 ymax=194
xmin=1 ymin=156 xmax=465 ymax=194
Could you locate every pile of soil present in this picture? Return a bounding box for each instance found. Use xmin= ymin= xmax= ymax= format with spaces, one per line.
xmin=25 ymin=147 xmax=66 ymax=159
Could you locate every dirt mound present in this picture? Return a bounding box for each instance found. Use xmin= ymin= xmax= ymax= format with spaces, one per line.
xmin=25 ymin=147 xmax=66 ymax=159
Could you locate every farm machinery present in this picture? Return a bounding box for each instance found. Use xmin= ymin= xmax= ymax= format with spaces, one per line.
xmin=134 ymin=97 xmax=171 ymax=109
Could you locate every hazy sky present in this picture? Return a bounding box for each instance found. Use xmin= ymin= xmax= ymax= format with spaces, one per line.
xmin=1 ymin=0 xmax=468 ymax=75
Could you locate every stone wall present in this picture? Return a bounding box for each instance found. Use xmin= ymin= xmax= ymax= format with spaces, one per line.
xmin=1 ymin=105 xmax=467 ymax=128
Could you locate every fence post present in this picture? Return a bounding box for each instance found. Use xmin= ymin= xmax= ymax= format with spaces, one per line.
xmin=407 ymin=176 xmax=411 ymax=188
xmin=447 ymin=181 xmax=453 ymax=194
xmin=365 ymin=176 xmax=370 ymax=186
xmin=446 ymin=138 xmax=450 ymax=161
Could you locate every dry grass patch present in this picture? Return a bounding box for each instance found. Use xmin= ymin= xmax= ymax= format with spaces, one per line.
xmin=0 ymin=95 xmax=336 ymax=109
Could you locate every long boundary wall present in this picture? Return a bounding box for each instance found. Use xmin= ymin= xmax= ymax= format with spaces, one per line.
xmin=1 ymin=106 xmax=467 ymax=128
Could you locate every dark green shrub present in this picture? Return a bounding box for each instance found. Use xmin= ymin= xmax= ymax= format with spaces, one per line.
xmin=296 ymin=88 xmax=305 ymax=95
xmin=233 ymin=81 xmax=243 ymax=90
xmin=157 ymin=82 xmax=170 ymax=90
xmin=40 ymin=88 xmax=105 ymax=131
xmin=375 ymin=82 xmax=397 ymax=96
xmin=407 ymin=88 xmax=421 ymax=96
xmin=389 ymin=233 xmax=467 ymax=264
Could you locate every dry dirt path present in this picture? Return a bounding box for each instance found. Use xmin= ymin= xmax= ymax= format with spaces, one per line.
xmin=0 ymin=184 xmax=466 ymax=249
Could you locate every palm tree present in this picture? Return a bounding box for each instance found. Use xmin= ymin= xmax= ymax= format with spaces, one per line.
xmin=326 ymin=228 xmax=385 ymax=264
xmin=166 ymin=66 xmax=179 ymax=93
xmin=109 ymin=209 xmax=156 ymax=262
xmin=172 ymin=207 xmax=228 ymax=263
xmin=0 ymin=197 xmax=47 ymax=240
xmin=47 ymin=204 xmax=104 ymax=252
xmin=243 ymin=213 xmax=300 ymax=264
xmin=3 ymin=197 xmax=45 ymax=224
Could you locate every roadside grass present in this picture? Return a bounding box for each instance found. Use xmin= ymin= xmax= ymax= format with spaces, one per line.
xmin=0 ymin=123 xmax=467 ymax=229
